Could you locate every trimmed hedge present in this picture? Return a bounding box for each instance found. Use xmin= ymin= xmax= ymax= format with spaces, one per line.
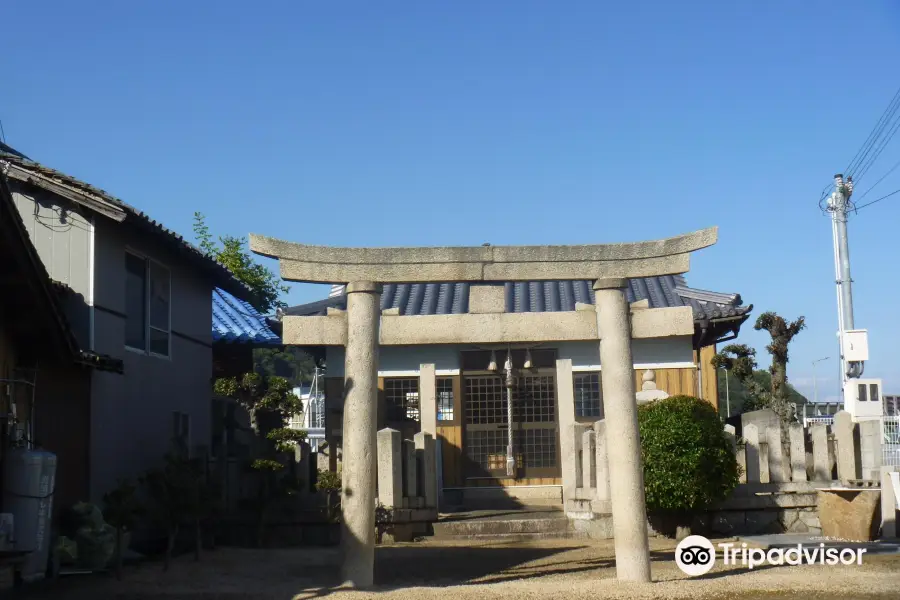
xmin=638 ymin=395 xmax=740 ymax=514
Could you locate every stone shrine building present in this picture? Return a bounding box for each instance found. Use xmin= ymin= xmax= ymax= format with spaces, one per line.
xmin=287 ymin=276 xmax=751 ymax=506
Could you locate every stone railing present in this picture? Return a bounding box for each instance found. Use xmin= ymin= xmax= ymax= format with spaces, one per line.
xmin=374 ymin=428 xmax=439 ymax=542
xmin=730 ymin=411 xmax=883 ymax=487
xmin=567 ymin=407 xmax=896 ymax=538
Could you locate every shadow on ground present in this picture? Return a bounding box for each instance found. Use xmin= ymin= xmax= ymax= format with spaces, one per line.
xmin=2 ymin=543 xmax=801 ymax=600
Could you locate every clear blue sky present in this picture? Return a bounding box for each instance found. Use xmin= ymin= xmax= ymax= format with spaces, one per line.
xmin=4 ymin=2 xmax=899 ymax=401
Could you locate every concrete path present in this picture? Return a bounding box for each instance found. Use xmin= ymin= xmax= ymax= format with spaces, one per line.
xmin=10 ymin=537 xmax=900 ymax=600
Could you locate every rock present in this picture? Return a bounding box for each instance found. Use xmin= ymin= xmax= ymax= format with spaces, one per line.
xmin=818 ymin=489 xmax=881 ymax=542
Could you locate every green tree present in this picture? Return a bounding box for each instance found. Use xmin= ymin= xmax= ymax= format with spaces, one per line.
xmin=193 ymin=212 xmax=289 ymax=313
xmin=141 ymin=453 xmax=206 ymax=571
xmin=712 ymin=311 xmax=806 ymax=428
xmin=254 ymin=346 xmax=316 ymax=388
xmin=639 ymin=395 xmax=740 ymax=538
xmin=717 ymin=369 xmax=808 ymax=418
xmin=214 ymin=372 xmax=307 ymax=546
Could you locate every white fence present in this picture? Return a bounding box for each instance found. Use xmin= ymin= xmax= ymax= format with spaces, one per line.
xmin=884 ymin=416 xmax=900 ymax=468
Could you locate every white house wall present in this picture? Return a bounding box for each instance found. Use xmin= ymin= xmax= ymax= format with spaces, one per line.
xmin=557 ymin=337 xmax=695 ymax=370
xmin=324 ymin=336 xmax=694 ymax=377
xmin=11 ymin=184 xmax=93 ymax=348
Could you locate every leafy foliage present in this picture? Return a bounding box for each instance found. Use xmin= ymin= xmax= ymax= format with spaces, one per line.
xmin=141 ymin=452 xmax=210 ymax=570
xmin=712 ymin=311 xmax=806 ymax=425
xmin=102 ymin=479 xmax=143 ymax=580
xmin=315 ymin=470 xmax=342 ymax=523
xmin=102 ymin=479 xmax=143 ymax=532
xmin=315 ymin=470 xmax=342 ymax=494
xmin=193 ymin=212 xmax=289 ymax=313
xmin=254 ymin=347 xmax=317 ymax=388
xmin=215 ymin=371 xmax=307 ymax=545
xmin=717 ymin=369 xmax=808 ymax=417
xmin=639 ymin=395 xmax=740 ymax=514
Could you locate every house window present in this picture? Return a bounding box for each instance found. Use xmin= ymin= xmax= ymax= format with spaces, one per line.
xmin=172 ymin=411 xmax=191 ymax=456
xmin=437 ymin=377 xmax=454 ymax=421
xmin=125 ymin=252 xmax=170 ymax=357
xmin=385 ymin=378 xmax=419 ymax=422
xmin=574 ymin=372 xmax=603 ymax=419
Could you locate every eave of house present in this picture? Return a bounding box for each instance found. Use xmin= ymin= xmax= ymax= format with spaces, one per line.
xmin=0 ymin=149 xmax=257 ymax=306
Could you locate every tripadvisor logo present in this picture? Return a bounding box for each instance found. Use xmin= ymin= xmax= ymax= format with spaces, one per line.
xmin=675 ymin=535 xmax=868 ymax=577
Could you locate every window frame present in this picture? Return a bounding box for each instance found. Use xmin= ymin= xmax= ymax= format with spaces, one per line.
xmin=124 ymin=249 xmax=172 ymax=359
xmin=436 ymin=376 xmax=456 ymax=422
xmin=573 ymin=371 xmax=604 ymax=421
xmin=384 ymin=377 xmax=421 ymax=423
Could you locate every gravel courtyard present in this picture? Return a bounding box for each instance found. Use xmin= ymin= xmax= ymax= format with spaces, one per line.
xmin=15 ymin=537 xmax=900 ymax=600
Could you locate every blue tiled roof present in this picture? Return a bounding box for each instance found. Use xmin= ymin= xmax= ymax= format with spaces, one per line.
xmin=212 ymin=288 xmax=281 ymax=345
xmin=286 ymin=275 xmax=752 ymax=323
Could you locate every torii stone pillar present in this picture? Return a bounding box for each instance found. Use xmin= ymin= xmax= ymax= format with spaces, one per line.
xmin=594 ymin=278 xmax=651 ymax=582
xmin=249 ymin=225 xmax=718 ymax=587
xmin=340 ymin=281 xmax=381 ymax=587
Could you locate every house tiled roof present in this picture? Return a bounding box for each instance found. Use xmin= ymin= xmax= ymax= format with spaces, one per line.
xmin=0 ymin=144 xmax=254 ymax=303
xmin=213 ymin=288 xmax=281 ymax=345
xmin=289 ymin=276 xmax=752 ymax=324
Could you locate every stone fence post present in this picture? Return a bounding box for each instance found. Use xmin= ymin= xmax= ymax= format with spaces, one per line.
xmin=402 ymin=439 xmax=417 ymax=507
xmin=859 ymin=420 xmax=883 ymax=481
xmin=834 ymin=411 xmax=858 ymax=483
xmin=744 ymin=424 xmax=761 ymax=483
xmin=415 ymin=432 xmax=437 ymax=509
xmin=594 ymin=420 xmax=610 ymax=504
xmin=766 ymin=424 xmax=786 ymax=483
xmin=582 ymin=429 xmax=597 ymax=491
xmin=789 ymin=424 xmax=807 ymax=482
xmin=811 ymin=423 xmax=831 ymax=481
xmin=377 ymin=428 xmax=402 ymax=508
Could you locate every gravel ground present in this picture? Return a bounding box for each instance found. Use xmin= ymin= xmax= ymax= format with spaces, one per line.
xmin=14 ymin=537 xmax=900 ymax=600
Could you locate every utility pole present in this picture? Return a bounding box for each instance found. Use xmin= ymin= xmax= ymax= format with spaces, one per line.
xmin=826 ymin=174 xmax=864 ymax=400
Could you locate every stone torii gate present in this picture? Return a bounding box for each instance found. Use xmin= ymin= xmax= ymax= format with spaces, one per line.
xmin=250 ymin=227 xmax=719 ymax=587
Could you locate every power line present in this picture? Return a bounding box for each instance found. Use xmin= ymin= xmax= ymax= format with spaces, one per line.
xmin=854 ymin=117 xmax=900 ymax=183
xmin=846 ymin=84 xmax=900 ymax=177
xmin=855 ymin=187 xmax=900 ymax=211
xmin=854 ymin=156 xmax=900 ymax=201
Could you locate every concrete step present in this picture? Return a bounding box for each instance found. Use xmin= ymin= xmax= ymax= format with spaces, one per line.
xmin=433 ymin=515 xmax=574 ymax=539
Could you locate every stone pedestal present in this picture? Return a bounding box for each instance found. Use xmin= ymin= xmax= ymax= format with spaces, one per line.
xmin=594 ymin=278 xmax=651 ymax=583
xmin=339 ymin=282 xmax=381 ymax=588
xmin=817 ymin=488 xmax=881 ymax=542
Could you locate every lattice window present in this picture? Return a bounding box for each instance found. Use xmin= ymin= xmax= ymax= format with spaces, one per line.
xmin=437 ymin=378 xmax=455 ymax=421
xmin=521 ymin=428 xmax=557 ymax=468
xmin=466 ymin=430 xmax=515 ymax=471
xmin=465 ymin=376 xmax=506 ymax=424
xmin=516 ymin=375 xmax=556 ymax=423
xmin=465 ymin=428 xmax=557 ymax=471
xmin=574 ymin=372 xmax=603 ymax=418
xmin=385 ymin=378 xmax=419 ymax=422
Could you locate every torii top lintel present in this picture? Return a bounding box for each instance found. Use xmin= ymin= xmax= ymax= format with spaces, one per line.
xmin=248 ymin=226 xmax=718 ymax=284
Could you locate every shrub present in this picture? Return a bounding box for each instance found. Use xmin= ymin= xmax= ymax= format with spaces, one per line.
xmin=315 ymin=469 xmax=342 ymax=523
xmin=638 ymin=395 xmax=740 ymax=516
